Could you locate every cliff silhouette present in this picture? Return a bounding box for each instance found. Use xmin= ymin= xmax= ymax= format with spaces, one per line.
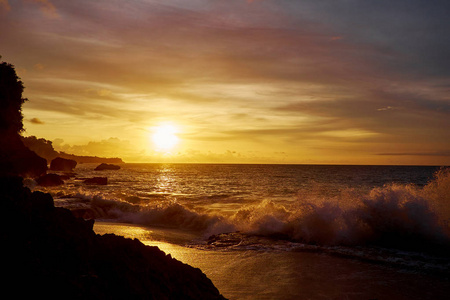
xmin=0 ymin=59 xmax=225 ymax=299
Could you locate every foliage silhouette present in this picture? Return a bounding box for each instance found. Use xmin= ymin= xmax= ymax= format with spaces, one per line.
xmin=0 ymin=60 xmax=27 ymax=134
xmin=0 ymin=59 xmax=47 ymax=177
xmin=0 ymin=58 xmax=226 ymax=298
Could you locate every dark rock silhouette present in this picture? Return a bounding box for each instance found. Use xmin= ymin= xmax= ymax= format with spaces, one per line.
xmin=1 ymin=177 xmax=226 ymax=299
xmin=0 ymin=134 xmax=48 ymax=177
xmin=95 ymin=163 xmax=121 ymax=170
xmin=50 ymin=157 xmax=77 ymax=172
xmin=84 ymin=176 xmax=108 ymax=185
xmin=21 ymin=135 xmax=59 ymax=162
xmin=0 ymin=61 xmax=47 ymax=177
xmin=0 ymin=58 xmax=226 ymax=299
xmin=36 ymin=173 xmax=64 ymax=186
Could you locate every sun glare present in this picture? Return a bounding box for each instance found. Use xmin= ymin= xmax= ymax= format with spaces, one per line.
xmin=152 ymin=124 xmax=179 ymax=151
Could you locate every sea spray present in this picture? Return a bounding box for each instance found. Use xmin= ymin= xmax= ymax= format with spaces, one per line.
xmin=122 ymin=201 xmax=235 ymax=235
xmin=345 ymin=183 xmax=446 ymax=250
xmin=35 ymin=164 xmax=450 ymax=283
xmin=41 ymin=165 xmax=449 ymax=254
xmin=229 ymin=199 xmax=344 ymax=245
xmin=423 ymin=167 xmax=450 ymax=230
xmin=73 ymin=193 xmax=236 ymax=235
xmin=225 ymin=169 xmax=450 ymax=252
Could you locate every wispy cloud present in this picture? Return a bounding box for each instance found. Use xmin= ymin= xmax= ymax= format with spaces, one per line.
xmin=377 ymin=151 xmax=450 ymax=157
xmin=2 ymin=0 xmax=449 ymax=164
xmin=29 ymin=117 xmax=45 ymax=124
xmin=26 ymin=0 xmax=59 ymax=19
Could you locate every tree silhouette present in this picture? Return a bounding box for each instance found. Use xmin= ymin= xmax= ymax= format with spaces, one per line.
xmin=0 ymin=58 xmax=47 ymax=177
xmin=0 ymin=59 xmax=27 ymax=134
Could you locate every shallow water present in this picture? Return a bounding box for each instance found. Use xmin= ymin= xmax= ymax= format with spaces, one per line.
xmin=94 ymin=222 xmax=450 ymax=300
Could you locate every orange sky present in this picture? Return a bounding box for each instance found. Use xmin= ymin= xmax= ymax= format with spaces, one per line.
xmin=1 ymin=0 xmax=449 ymax=164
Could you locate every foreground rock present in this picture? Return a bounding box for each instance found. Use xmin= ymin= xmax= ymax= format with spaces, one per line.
xmin=84 ymin=177 xmax=107 ymax=185
xmin=0 ymin=134 xmax=48 ymax=178
xmin=95 ymin=163 xmax=121 ymax=171
xmin=1 ymin=177 xmax=226 ymax=299
xmin=36 ymin=173 xmax=64 ymax=186
xmin=1 ymin=60 xmax=225 ymax=299
xmin=50 ymin=157 xmax=77 ymax=172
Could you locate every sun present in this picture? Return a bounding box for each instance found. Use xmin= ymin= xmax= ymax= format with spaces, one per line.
xmin=152 ymin=124 xmax=179 ymax=151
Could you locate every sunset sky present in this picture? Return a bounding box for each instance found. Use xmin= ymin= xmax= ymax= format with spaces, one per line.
xmin=1 ymin=0 xmax=449 ymax=164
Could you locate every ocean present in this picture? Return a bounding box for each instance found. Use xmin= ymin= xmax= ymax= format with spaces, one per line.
xmin=29 ymin=164 xmax=450 ymax=299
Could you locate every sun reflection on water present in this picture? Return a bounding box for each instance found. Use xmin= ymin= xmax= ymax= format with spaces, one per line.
xmin=152 ymin=165 xmax=178 ymax=194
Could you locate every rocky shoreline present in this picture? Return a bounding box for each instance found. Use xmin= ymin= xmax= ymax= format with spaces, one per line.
xmin=1 ymin=176 xmax=226 ymax=299
xmin=1 ymin=59 xmax=226 ymax=298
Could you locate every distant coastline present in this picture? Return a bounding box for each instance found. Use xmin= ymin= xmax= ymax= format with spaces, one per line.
xmin=21 ymin=135 xmax=124 ymax=164
xmin=57 ymin=152 xmax=124 ymax=164
xmin=0 ymin=60 xmax=225 ymax=299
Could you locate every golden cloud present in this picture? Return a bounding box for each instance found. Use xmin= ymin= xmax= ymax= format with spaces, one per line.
xmin=29 ymin=117 xmax=45 ymax=124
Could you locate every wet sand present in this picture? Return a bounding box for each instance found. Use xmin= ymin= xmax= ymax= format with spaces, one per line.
xmin=94 ymin=221 xmax=450 ymax=300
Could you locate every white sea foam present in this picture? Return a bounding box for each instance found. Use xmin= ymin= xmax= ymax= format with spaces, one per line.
xmin=228 ymin=169 xmax=450 ymax=251
xmin=53 ymin=168 xmax=450 ymax=256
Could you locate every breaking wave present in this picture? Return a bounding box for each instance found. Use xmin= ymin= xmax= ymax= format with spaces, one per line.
xmin=60 ymin=191 xmax=235 ymax=236
xmin=54 ymin=168 xmax=450 ymax=255
xmin=229 ymin=168 xmax=450 ymax=253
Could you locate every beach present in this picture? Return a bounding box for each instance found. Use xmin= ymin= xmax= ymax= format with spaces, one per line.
xmin=94 ymin=221 xmax=450 ymax=300
xmin=31 ymin=163 xmax=450 ymax=299
xmin=3 ymin=2 xmax=450 ymax=297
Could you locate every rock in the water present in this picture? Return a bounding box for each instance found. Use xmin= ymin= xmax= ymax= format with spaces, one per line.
xmin=84 ymin=177 xmax=107 ymax=185
xmin=50 ymin=157 xmax=77 ymax=172
xmin=0 ymin=59 xmax=226 ymax=299
xmin=94 ymin=163 xmax=121 ymax=171
xmin=36 ymin=173 xmax=64 ymax=186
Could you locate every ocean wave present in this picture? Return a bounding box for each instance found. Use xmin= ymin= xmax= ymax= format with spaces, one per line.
xmin=60 ymin=190 xmax=236 ymax=235
xmin=53 ymin=168 xmax=450 ymax=256
xmin=228 ymin=168 xmax=450 ymax=254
